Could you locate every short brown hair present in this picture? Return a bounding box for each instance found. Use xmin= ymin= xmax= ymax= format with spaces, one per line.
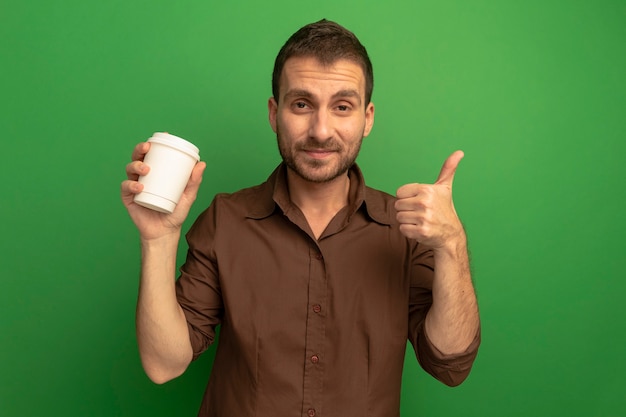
xmin=272 ymin=19 xmax=374 ymax=105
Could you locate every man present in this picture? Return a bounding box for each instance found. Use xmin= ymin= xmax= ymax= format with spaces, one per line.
xmin=122 ymin=19 xmax=480 ymax=417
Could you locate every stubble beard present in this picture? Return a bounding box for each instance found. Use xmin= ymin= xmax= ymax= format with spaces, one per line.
xmin=276 ymin=128 xmax=363 ymax=184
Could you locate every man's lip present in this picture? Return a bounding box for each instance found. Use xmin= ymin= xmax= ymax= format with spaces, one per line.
xmin=303 ymin=149 xmax=336 ymax=159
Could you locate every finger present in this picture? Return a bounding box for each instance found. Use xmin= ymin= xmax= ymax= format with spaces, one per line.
xmin=131 ymin=142 xmax=151 ymax=162
xmin=398 ymin=224 xmax=424 ymax=241
xmin=396 ymin=210 xmax=423 ymax=225
xmin=396 ymin=183 xmax=421 ymax=200
xmin=125 ymin=160 xmax=149 ymax=180
xmin=181 ymin=161 xmax=207 ymax=196
xmin=120 ymin=180 xmax=144 ymax=204
xmin=190 ymin=161 xmax=206 ymax=185
xmin=435 ymin=150 xmax=464 ymax=186
xmin=395 ymin=196 xmax=426 ymax=213
xmin=173 ymin=162 xmax=206 ymax=214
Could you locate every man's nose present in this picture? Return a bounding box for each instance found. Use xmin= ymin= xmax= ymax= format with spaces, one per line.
xmin=308 ymin=110 xmax=333 ymax=141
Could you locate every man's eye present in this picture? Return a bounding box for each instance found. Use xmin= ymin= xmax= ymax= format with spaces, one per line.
xmin=295 ymin=102 xmax=307 ymax=109
xmin=337 ymin=105 xmax=349 ymax=111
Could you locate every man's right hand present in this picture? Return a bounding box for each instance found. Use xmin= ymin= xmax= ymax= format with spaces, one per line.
xmin=122 ymin=141 xmax=201 ymax=383
xmin=121 ymin=142 xmax=207 ymax=241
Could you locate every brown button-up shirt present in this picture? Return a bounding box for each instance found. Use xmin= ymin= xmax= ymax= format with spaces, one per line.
xmin=176 ymin=163 xmax=480 ymax=417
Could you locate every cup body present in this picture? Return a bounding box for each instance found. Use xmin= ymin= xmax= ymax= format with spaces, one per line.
xmin=133 ymin=132 xmax=200 ymax=213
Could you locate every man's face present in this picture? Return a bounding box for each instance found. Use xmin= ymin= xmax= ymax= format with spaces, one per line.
xmin=268 ymin=56 xmax=375 ymax=183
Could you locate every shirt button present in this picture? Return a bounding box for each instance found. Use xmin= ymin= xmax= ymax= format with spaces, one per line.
xmin=315 ymin=253 xmax=323 ymax=260
xmin=307 ymin=409 xmax=316 ymax=417
xmin=311 ymin=355 xmax=319 ymax=364
xmin=312 ymin=304 xmax=322 ymax=313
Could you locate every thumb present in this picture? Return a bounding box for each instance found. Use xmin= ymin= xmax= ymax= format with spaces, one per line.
xmin=186 ymin=161 xmax=206 ymax=191
xmin=435 ymin=150 xmax=464 ymax=186
xmin=174 ymin=161 xmax=206 ymax=212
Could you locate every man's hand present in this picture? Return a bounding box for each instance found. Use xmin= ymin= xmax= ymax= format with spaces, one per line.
xmin=121 ymin=141 xmax=201 ymax=383
xmin=394 ymin=150 xmax=465 ymax=249
xmin=397 ymin=150 xmax=479 ymax=355
xmin=121 ymin=142 xmax=206 ymax=241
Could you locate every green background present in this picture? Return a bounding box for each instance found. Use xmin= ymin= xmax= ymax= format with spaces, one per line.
xmin=2 ymin=0 xmax=625 ymax=416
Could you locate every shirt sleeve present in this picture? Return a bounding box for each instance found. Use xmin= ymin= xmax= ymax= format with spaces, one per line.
xmin=175 ymin=198 xmax=224 ymax=361
xmin=407 ymin=244 xmax=480 ymax=387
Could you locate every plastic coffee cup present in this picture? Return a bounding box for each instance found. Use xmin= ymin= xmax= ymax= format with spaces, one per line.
xmin=133 ymin=132 xmax=200 ymax=214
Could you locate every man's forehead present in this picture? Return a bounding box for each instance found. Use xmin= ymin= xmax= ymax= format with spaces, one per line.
xmin=279 ymin=57 xmax=366 ymax=95
xmin=282 ymin=56 xmax=365 ymax=77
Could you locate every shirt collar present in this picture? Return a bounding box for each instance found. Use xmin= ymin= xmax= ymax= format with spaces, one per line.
xmin=244 ymin=163 xmax=394 ymax=226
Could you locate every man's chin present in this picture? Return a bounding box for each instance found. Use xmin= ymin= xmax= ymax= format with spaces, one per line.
xmin=287 ymin=162 xmax=343 ymax=184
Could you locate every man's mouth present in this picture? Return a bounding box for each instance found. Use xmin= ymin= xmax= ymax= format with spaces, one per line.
xmin=304 ymin=149 xmax=336 ymax=159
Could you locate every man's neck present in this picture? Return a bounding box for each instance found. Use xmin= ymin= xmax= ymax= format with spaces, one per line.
xmin=286 ymin=168 xmax=351 ymax=239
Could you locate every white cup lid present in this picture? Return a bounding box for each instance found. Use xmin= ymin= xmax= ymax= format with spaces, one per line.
xmin=148 ymin=132 xmax=200 ymax=161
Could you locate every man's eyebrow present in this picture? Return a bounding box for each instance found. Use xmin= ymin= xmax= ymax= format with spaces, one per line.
xmin=282 ymin=89 xmax=362 ymax=105
xmin=283 ymin=89 xmax=314 ymax=100
xmin=333 ymin=89 xmax=362 ymax=105
xmin=333 ymin=89 xmax=360 ymax=99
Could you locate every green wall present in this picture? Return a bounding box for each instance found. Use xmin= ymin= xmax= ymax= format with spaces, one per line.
xmin=2 ymin=1 xmax=624 ymax=416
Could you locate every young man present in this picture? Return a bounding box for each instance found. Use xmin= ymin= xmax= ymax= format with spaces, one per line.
xmin=122 ymin=19 xmax=480 ymax=417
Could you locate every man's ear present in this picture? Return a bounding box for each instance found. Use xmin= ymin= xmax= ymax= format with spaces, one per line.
xmin=268 ymin=97 xmax=278 ymax=133
xmin=363 ymin=102 xmax=375 ymax=137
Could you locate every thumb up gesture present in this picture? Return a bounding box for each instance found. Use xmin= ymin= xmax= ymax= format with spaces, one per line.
xmin=395 ymin=151 xmax=466 ymax=249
